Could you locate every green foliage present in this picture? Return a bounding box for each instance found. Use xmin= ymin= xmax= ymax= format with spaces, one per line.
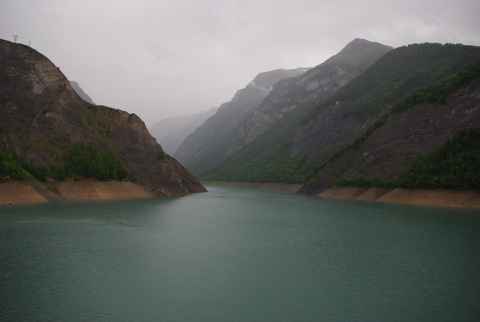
xmin=156 ymin=150 xmax=167 ymax=161
xmin=305 ymin=60 xmax=480 ymax=188
xmin=200 ymin=108 xmax=331 ymax=184
xmin=303 ymin=43 xmax=480 ymax=123
xmin=202 ymin=145 xmax=309 ymax=183
xmin=0 ymin=146 xmax=24 ymax=181
xmin=22 ymin=163 xmax=61 ymax=181
xmin=336 ymin=175 xmax=384 ymax=188
xmin=0 ymin=144 xmax=135 ymax=182
xmin=394 ymin=128 xmax=480 ymax=190
xmin=392 ymin=60 xmax=480 ymax=113
xmin=62 ymin=143 xmax=133 ymax=181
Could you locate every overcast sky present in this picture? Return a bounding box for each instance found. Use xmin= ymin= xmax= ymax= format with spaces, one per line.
xmin=2 ymin=0 xmax=479 ymax=127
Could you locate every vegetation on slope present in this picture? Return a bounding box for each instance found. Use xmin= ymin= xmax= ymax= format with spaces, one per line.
xmin=1 ymin=143 xmax=134 ymax=182
xmin=394 ymin=127 xmax=480 ymax=190
xmin=303 ymin=43 xmax=480 ymax=123
xmin=62 ymin=144 xmax=134 ymax=181
xmin=0 ymin=145 xmax=24 ymax=181
xmin=202 ymin=44 xmax=480 ymax=184
xmin=200 ymin=108 xmax=325 ymax=183
xmin=332 ymin=60 xmax=480 ymax=172
xmin=329 ymin=61 xmax=480 ymax=189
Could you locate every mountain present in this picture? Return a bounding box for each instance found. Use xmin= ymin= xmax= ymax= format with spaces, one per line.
xmin=69 ymin=81 xmax=95 ymax=104
xmin=231 ymin=39 xmax=394 ymax=149
xmin=0 ymin=39 xmax=206 ymax=197
xmin=174 ymin=68 xmax=309 ymax=174
xmin=150 ymin=107 xmax=217 ymax=155
xmin=300 ymin=57 xmax=480 ymax=194
xmin=201 ymin=41 xmax=480 ymax=189
xmin=201 ymin=39 xmax=393 ymax=182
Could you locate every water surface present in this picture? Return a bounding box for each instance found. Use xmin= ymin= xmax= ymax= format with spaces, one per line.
xmin=1 ymin=186 xmax=480 ymax=321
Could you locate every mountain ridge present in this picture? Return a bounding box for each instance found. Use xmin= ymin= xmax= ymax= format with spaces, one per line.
xmin=199 ymin=41 xmax=480 ymax=191
xmin=174 ymin=68 xmax=308 ymax=174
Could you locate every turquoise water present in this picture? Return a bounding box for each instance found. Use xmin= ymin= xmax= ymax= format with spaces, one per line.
xmin=1 ymin=186 xmax=480 ymax=321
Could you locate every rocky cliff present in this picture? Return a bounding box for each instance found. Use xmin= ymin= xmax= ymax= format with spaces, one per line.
xmin=174 ymin=68 xmax=308 ymax=175
xmin=0 ymin=39 xmax=206 ymax=197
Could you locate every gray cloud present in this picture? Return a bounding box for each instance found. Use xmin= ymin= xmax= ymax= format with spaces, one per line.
xmin=1 ymin=0 xmax=479 ymax=126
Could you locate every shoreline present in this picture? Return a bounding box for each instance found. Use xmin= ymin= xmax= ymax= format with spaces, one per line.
xmin=2 ymin=180 xmax=480 ymax=209
xmin=202 ymin=181 xmax=303 ymax=191
xmin=0 ymin=180 xmax=154 ymax=205
xmin=206 ymin=182 xmax=480 ymax=209
xmin=319 ymin=186 xmax=480 ymax=209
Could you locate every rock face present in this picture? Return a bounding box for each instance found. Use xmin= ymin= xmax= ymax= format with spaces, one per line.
xmin=174 ymin=68 xmax=308 ymax=175
xmin=150 ymin=107 xmax=217 ymax=155
xmin=0 ymin=39 xmax=206 ymax=196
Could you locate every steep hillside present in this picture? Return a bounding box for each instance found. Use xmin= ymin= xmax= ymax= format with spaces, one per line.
xmin=203 ymin=42 xmax=480 ymax=185
xmin=300 ymin=60 xmax=480 ymax=194
xmin=294 ymin=43 xmax=480 ymax=160
xmin=150 ymin=107 xmax=217 ymax=155
xmin=201 ymin=39 xmax=393 ymax=182
xmin=232 ymin=39 xmax=393 ymax=148
xmin=0 ymin=39 xmax=206 ymax=197
xmin=174 ymin=68 xmax=308 ymax=174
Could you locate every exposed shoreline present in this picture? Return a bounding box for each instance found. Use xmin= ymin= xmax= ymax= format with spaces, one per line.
xmin=2 ymin=180 xmax=480 ymax=209
xmin=205 ymin=182 xmax=480 ymax=209
xmin=0 ymin=180 xmax=154 ymax=205
xmin=318 ymin=186 xmax=480 ymax=209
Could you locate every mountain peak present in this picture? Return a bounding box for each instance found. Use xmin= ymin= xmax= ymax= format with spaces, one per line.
xmin=323 ymin=38 xmax=393 ymax=66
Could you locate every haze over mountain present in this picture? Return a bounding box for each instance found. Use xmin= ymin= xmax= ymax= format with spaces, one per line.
xmin=198 ymin=40 xmax=480 ymax=194
xmin=178 ymin=39 xmax=392 ymax=176
xmin=0 ymin=39 xmax=206 ymax=197
xmin=150 ymin=107 xmax=217 ymax=155
xmin=69 ymin=81 xmax=95 ymax=105
xmin=174 ymin=68 xmax=309 ymax=174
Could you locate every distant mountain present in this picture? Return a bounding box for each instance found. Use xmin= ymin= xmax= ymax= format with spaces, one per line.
xmin=201 ymin=41 xmax=480 ymax=193
xmin=201 ymin=38 xmax=393 ymax=182
xmin=0 ymin=39 xmax=206 ymax=197
xmin=230 ymin=38 xmax=393 ymax=152
xmin=174 ymin=68 xmax=309 ymax=174
xmin=150 ymin=107 xmax=217 ymax=155
xmin=69 ymin=81 xmax=95 ymax=104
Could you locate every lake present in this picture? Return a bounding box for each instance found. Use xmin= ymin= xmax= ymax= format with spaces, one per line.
xmin=1 ymin=185 xmax=480 ymax=321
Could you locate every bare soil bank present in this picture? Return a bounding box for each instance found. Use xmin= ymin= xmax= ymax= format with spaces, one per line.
xmin=320 ymin=186 xmax=480 ymax=208
xmin=0 ymin=181 xmax=49 ymax=204
xmin=0 ymin=180 xmax=154 ymax=205
xmin=205 ymin=182 xmax=480 ymax=209
xmin=58 ymin=181 xmax=153 ymax=200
